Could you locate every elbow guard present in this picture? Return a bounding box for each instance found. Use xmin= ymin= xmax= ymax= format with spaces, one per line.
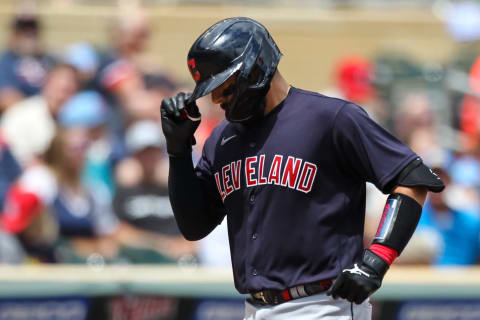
xmin=393 ymin=157 xmax=445 ymax=193
xmin=372 ymin=193 xmax=422 ymax=255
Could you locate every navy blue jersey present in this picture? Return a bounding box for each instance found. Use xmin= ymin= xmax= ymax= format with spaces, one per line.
xmin=195 ymin=87 xmax=417 ymax=294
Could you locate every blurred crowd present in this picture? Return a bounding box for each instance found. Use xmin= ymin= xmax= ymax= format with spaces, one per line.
xmin=0 ymin=4 xmax=479 ymax=268
xmin=334 ymin=49 xmax=480 ymax=266
xmin=0 ymin=8 xmax=209 ymax=266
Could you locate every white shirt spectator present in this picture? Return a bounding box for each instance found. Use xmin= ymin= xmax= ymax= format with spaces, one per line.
xmin=0 ymin=95 xmax=56 ymax=166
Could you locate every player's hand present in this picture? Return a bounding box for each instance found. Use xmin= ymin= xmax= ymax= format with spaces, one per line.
xmin=160 ymin=92 xmax=201 ymax=157
xmin=327 ymin=249 xmax=389 ymax=304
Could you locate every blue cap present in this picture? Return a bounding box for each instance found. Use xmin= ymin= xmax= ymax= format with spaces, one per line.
xmin=58 ymin=91 xmax=109 ymax=128
xmin=64 ymin=42 xmax=98 ymax=73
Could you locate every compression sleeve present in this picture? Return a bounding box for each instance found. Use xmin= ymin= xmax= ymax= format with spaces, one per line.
xmin=168 ymin=156 xmax=225 ymax=241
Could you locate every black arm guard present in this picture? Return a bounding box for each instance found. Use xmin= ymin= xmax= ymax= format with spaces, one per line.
xmin=372 ymin=193 xmax=422 ymax=255
xmin=391 ymin=157 xmax=445 ymax=193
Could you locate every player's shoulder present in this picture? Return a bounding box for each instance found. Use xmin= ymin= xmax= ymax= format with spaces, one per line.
xmin=210 ymin=119 xmax=230 ymax=136
xmin=290 ymin=87 xmax=346 ymax=103
xmin=288 ymin=87 xmax=357 ymax=118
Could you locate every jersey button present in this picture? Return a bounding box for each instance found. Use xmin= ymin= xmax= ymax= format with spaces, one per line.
xmin=252 ymin=233 xmax=258 ymax=240
xmin=249 ymin=195 xmax=255 ymax=203
xmin=249 ymin=142 xmax=256 ymax=148
xmin=252 ymin=269 xmax=258 ymax=276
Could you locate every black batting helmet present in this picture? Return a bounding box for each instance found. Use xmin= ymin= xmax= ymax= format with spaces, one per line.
xmin=187 ymin=17 xmax=282 ymax=123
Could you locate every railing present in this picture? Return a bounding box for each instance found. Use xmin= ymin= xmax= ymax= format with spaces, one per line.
xmin=0 ymin=265 xmax=479 ymax=299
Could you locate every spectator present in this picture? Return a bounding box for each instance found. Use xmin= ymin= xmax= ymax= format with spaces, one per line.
xmin=394 ymin=92 xmax=454 ymax=168
xmin=144 ymin=73 xmax=179 ymax=113
xmin=58 ymin=90 xmax=125 ymax=202
xmin=0 ymin=128 xmax=30 ymax=264
xmin=44 ymin=126 xmax=120 ymax=263
xmin=459 ymin=56 xmax=480 ymax=151
xmin=64 ymin=42 xmax=99 ymax=88
xmin=0 ymin=163 xmax=59 ymax=263
xmin=413 ymin=167 xmax=480 ymax=265
xmin=333 ymin=57 xmax=375 ymax=105
xmin=0 ymin=134 xmax=23 ymax=263
xmin=0 ymin=130 xmax=22 ymax=211
xmin=89 ymin=7 xmax=162 ymax=130
xmin=448 ymin=155 xmax=480 ymax=213
xmin=1 ymin=126 xmax=120 ymax=264
xmin=323 ymin=56 xmax=386 ymax=124
xmin=113 ymin=120 xmax=195 ymax=263
xmin=0 ymin=13 xmax=55 ymax=111
xmin=395 ymin=92 xmax=436 ymax=143
xmin=0 ymin=63 xmax=80 ymax=167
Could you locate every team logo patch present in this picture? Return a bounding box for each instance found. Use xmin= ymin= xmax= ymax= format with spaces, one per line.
xmin=374 ymin=198 xmax=398 ymax=240
xmin=188 ymin=58 xmax=201 ymax=82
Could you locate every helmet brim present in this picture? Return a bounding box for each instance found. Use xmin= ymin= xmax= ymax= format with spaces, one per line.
xmin=188 ymin=63 xmax=241 ymax=103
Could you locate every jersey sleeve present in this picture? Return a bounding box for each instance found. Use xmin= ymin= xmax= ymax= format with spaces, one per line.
xmin=194 ymin=138 xmax=227 ymax=224
xmin=332 ymin=103 xmax=418 ymax=193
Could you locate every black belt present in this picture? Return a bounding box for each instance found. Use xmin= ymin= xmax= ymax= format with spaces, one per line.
xmin=247 ymin=279 xmax=333 ymax=306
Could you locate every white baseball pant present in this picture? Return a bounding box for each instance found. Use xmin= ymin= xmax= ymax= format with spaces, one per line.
xmin=244 ymin=292 xmax=372 ymax=320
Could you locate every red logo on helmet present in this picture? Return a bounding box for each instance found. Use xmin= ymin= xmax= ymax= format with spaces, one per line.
xmin=188 ymin=59 xmax=201 ymax=82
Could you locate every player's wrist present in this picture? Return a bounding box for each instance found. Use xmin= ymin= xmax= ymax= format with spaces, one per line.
xmin=166 ymin=134 xmax=198 ymax=158
xmin=362 ymin=249 xmax=389 ymax=278
xmin=166 ymin=145 xmax=193 ymax=158
xmin=368 ymin=243 xmax=398 ymax=265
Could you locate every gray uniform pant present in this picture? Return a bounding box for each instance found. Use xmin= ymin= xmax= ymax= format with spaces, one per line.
xmin=244 ymin=292 xmax=372 ymax=320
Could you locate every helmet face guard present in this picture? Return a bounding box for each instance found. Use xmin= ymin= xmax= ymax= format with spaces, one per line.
xmin=187 ymin=17 xmax=282 ymax=123
xmin=223 ymin=72 xmax=269 ymax=123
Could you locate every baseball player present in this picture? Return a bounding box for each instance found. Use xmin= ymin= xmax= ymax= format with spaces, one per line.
xmin=160 ymin=17 xmax=444 ymax=319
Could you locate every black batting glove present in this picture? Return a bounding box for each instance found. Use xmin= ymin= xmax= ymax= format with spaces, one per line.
xmin=327 ymin=249 xmax=389 ymax=304
xmin=160 ymin=92 xmax=201 ymax=157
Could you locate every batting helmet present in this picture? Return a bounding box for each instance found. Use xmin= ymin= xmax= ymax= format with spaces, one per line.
xmin=187 ymin=17 xmax=282 ymax=123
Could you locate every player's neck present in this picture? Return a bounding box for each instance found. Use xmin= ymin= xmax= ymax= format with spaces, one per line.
xmin=264 ymin=71 xmax=290 ymax=116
